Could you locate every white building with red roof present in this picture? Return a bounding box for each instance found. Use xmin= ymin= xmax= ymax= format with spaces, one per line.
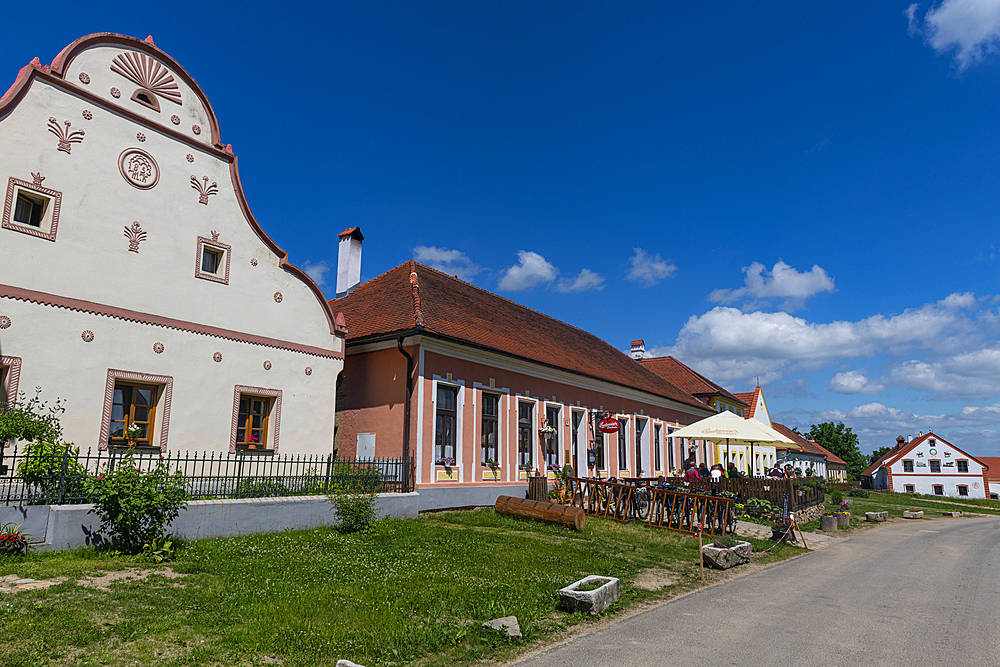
xmin=862 ymin=432 xmax=989 ymax=499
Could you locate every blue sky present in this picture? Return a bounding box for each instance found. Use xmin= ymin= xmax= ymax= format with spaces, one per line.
xmin=7 ymin=1 xmax=1000 ymax=456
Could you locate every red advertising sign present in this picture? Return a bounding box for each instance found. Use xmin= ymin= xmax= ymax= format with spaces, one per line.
xmin=597 ymin=418 xmax=620 ymax=433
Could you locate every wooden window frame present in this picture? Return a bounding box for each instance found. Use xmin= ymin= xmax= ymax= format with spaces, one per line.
xmin=434 ymin=384 xmax=458 ymax=463
xmin=195 ymin=236 xmax=232 ymax=285
xmin=902 ymin=459 xmax=914 ymax=472
xmin=929 ymin=459 xmax=941 ymax=473
xmin=480 ymin=392 xmax=499 ymax=465
xmin=957 ymin=485 xmax=969 ymax=496
xmin=100 ymin=370 xmax=173 ymax=451
xmin=957 ymin=460 xmax=969 ymax=473
xmin=0 ymin=356 xmax=21 ymax=408
xmin=544 ymin=405 xmax=560 ymax=468
xmin=904 ymin=484 xmax=915 ymax=493
xmin=517 ymin=401 xmax=534 ymax=468
xmin=653 ymin=423 xmax=662 ymax=472
xmin=230 ymin=385 xmax=282 ymax=454
xmin=933 ymin=484 xmax=944 ymax=496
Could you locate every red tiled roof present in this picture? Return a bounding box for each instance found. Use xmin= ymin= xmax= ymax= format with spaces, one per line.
xmin=332 ymin=261 xmax=712 ymax=412
xmin=631 ymin=339 xmax=644 ymax=347
xmin=733 ymin=388 xmax=761 ymax=418
xmin=978 ymin=457 xmax=1000 ymax=478
xmin=640 ymin=356 xmax=747 ymax=407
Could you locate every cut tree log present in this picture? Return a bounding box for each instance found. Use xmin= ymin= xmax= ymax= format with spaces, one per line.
xmin=494 ymin=495 xmax=586 ymax=531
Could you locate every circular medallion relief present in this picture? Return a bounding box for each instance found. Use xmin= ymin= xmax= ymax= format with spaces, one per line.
xmin=78 ymin=72 xmax=90 ymax=84
xmin=273 ymin=292 xmax=283 ymax=303
xmin=304 ymin=367 xmax=312 ymax=376
xmin=81 ymin=330 xmax=94 ymax=342
xmin=263 ymin=361 xmax=272 ymax=370
xmin=929 ymin=448 xmax=937 ymax=456
xmin=110 ymin=87 xmax=121 ymax=98
xmin=82 ymin=110 xmax=93 ymax=120
xmin=171 ymin=115 xmax=180 ymax=125
xmin=250 ymin=258 xmax=258 ymax=267
xmin=136 ymin=133 xmax=146 ymax=142
xmin=213 ymin=352 xmax=223 ymax=362
xmin=186 ymin=154 xmax=194 ymax=163
xmin=192 ymin=124 xmax=202 ymax=135
xmin=0 ymin=316 xmax=10 ymax=329
xmin=153 ymin=342 xmax=164 ymax=354
xmin=118 ymin=148 xmax=160 ymax=190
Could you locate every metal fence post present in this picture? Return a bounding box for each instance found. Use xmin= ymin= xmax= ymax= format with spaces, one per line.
xmin=56 ymin=447 xmax=70 ymax=505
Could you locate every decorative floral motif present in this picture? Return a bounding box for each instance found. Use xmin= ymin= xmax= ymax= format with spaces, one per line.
xmin=186 ymin=154 xmax=194 ymax=163
xmin=213 ymin=352 xmax=223 ymax=362
xmin=273 ymin=292 xmax=283 ymax=303
xmin=192 ymin=125 xmax=201 ymax=135
xmin=263 ymin=361 xmax=272 ymax=370
xmin=31 ymin=172 xmax=45 ymax=186
xmin=190 ymin=175 xmax=218 ymax=205
xmin=153 ymin=342 xmax=164 ymax=354
xmin=110 ymin=51 xmax=182 ymax=106
xmin=118 ymin=148 xmax=159 ymax=189
xmin=136 ymin=132 xmax=146 ymax=142
xmin=82 ymin=110 xmax=93 ymax=120
xmin=47 ymin=117 xmax=85 ymax=154
xmin=110 ymin=87 xmax=121 ymax=98
xmin=81 ymin=330 xmax=94 ymax=343
xmin=250 ymin=258 xmax=258 ymax=267
xmin=304 ymin=367 xmax=312 ymax=376
xmin=171 ymin=115 xmax=180 ymax=125
xmin=0 ymin=316 xmax=10 ymax=329
xmin=78 ymin=72 xmax=90 ymax=84
xmin=124 ymin=221 xmax=147 ymax=253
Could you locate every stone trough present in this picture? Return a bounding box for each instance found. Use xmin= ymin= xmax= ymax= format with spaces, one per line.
xmin=865 ymin=511 xmax=888 ymax=522
xmin=558 ymin=575 xmax=620 ymax=615
xmin=700 ymin=540 xmax=751 ymax=570
xmin=902 ymin=510 xmax=924 ymax=519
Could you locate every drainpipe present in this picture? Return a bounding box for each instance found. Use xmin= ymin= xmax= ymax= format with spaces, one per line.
xmin=397 ymin=336 xmax=414 ymax=461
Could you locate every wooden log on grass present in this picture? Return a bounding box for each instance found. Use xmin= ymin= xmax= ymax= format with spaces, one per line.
xmin=494 ymin=495 xmax=586 ymax=531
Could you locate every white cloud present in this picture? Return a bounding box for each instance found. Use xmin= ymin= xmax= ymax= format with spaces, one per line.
xmin=302 ymin=260 xmax=330 ymax=287
xmin=909 ymin=0 xmax=1000 ymax=70
xmin=557 ymin=268 xmax=605 ymax=293
xmin=709 ymin=260 xmax=835 ymax=311
xmin=829 ymin=371 xmax=886 ymax=395
xmin=888 ymin=347 xmax=1000 ymax=399
xmin=413 ymin=246 xmax=482 ymax=281
xmin=626 ymin=248 xmax=677 ymax=287
xmin=497 ymin=251 xmax=559 ymax=291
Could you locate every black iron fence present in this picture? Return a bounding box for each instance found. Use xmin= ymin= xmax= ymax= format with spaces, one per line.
xmin=0 ymin=444 xmax=414 ymax=506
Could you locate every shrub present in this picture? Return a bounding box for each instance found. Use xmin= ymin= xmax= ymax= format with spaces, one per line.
xmin=142 ymin=535 xmax=176 ymax=563
xmin=829 ymin=489 xmax=844 ymax=506
xmin=16 ymin=441 xmax=89 ymax=501
xmin=329 ymin=489 xmax=379 ymax=533
xmin=84 ymin=451 xmax=188 ymax=552
xmin=847 ymin=488 xmax=870 ymax=498
xmin=0 ymin=388 xmax=64 ymax=445
xmin=230 ymin=477 xmax=291 ymax=499
xmin=712 ymin=534 xmax=740 ymax=549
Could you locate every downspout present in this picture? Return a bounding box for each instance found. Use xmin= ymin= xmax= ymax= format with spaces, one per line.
xmin=397 ymin=336 xmax=414 ymax=461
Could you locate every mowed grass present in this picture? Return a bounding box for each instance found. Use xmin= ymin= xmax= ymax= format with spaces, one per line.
xmin=0 ymin=509 xmax=801 ymax=667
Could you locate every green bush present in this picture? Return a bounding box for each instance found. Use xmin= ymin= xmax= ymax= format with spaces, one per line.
xmin=0 ymin=388 xmax=64 ymax=445
xmin=329 ymin=489 xmax=380 ymax=533
xmin=16 ymin=441 xmax=89 ymax=501
xmin=847 ymin=488 xmax=870 ymax=498
xmin=829 ymin=489 xmax=844 ymax=506
xmin=712 ymin=534 xmax=740 ymax=548
xmin=230 ymin=477 xmax=291 ymax=498
xmin=84 ymin=451 xmax=189 ymax=552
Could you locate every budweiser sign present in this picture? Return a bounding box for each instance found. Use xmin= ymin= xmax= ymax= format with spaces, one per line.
xmin=597 ymin=418 xmax=620 ymax=433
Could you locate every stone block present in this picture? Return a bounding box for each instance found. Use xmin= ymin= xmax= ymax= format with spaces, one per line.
xmin=942 ymin=511 xmax=962 ymax=517
xmin=865 ymin=511 xmax=888 ymax=522
xmin=701 ymin=541 xmax=751 ymax=570
xmin=481 ymin=615 xmax=522 ymax=641
xmin=336 ymin=661 xmax=365 ymax=667
xmin=902 ymin=510 xmax=924 ymax=519
xmin=558 ymin=576 xmax=620 ymax=615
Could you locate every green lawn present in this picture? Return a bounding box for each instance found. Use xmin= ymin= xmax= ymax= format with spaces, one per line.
xmin=0 ymin=510 xmax=802 ymax=667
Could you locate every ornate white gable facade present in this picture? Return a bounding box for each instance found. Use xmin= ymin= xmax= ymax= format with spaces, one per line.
xmin=0 ymin=33 xmax=344 ymax=455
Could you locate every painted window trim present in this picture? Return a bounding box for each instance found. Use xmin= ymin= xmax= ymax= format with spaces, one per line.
xmin=230 ymin=385 xmax=282 ymax=454
xmin=100 ymin=369 xmax=173 ymax=451
xmin=479 ymin=390 xmax=502 ymax=467
xmin=3 ymin=176 xmax=62 ymax=242
xmin=0 ymin=356 xmax=21 ymax=405
xmin=194 ymin=236 xmax=232 ymax=285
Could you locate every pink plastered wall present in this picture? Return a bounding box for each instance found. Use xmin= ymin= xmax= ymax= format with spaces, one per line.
xmin=339 ymin=345 xmax=417 ymax=459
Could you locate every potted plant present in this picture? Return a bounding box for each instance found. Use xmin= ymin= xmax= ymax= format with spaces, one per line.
xmin=820 ymin=513 xmax=838 ymax=532
xmin=539 ymin=425 xmax=557 ymax=438
xmin=435 ymin=456 xmax=456 ymax=469
xmin=246 ymin=434 xmax=260 ymax=450
xmin=0 ymin=522 xmax=31 ymax=556
xmin=124 ymin=423 xmax=142 ymax=447
xmin=485 ymin=458 xmax=499 ymax=469
xmin=771 ymin=516 xmax=796 ymax=543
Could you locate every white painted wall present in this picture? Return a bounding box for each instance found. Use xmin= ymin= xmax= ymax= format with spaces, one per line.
xmin=887 ymin=437 xmax=987 ymax=499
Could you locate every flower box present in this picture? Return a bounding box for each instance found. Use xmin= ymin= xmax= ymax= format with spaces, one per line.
xmin=701 ymin=540 xmax=751 ymax=570
xmin=558 ymin=576 xmax=620 ymax=615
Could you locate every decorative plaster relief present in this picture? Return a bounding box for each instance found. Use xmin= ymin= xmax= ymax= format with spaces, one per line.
xmin=81 ymin=330 xmax=94 ymax=342
xmin=263 ymin=361 xmax=272 ymax=370
xmin=186 ymin=154 xmax=194 ymax=163
xmin=190 ymin=175 xmax=218 ymax=205
xmin=82 ymin=110 xmax=93 ymax=120
xmin=99 ymin=369 xmax=173 ymax=451
xmin=194 ymin=236 xmax=231 ymax=285
xmin=153 ymin=342 xmax=164 ymax=354
xmin=78 ymin=72 xmax=90 ymax=84
xmin=213 ymin=352 xmax=223 ymax=362
xmin=273 ymin=292 xmax=283 ymax=303
xmin=110 ymin=87 xmax=121 ymax=98
xmin=110 ymin=51 xmax=182 ymax=111
xmin=0 ymin=316 xmax=10 ymax=329
xmin=124 ymin=221 xmax=147 ymax=253
xmin=1 ymin=356 xmax=21 ymax=405
xmin=304 ymin=367 xmax=312 ymax=376
xmin=250 ymin=258 xmax=258 ymax=267
xmin=136 ymin=133 xmax=146 ymax=142
xmin=171 ymin=115 xmax=180 ymax=125
xmin=47 ymin=117 xmax=85 ymax=154
xmin=229 ymin=385 xmax=282 ymax=454
xmin=118 ymin=148 xmax=159 ymax=189
xmin=3 ymin=176 xmax=63 ymax=242
xmin=192 ymin=125 xmax=201 ymax=135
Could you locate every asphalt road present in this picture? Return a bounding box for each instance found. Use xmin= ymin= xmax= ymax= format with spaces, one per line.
xmin=512 ymin=517 xmax=1000 ymax=667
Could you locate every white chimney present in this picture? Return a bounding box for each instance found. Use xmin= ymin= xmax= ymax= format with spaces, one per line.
xmin=906 ymin=435 xmax=912 ymax=443
xmin=336 ymin=227 xmax=364 ymax=298
xmin=630 ymin=339 xmax=645 ymax=360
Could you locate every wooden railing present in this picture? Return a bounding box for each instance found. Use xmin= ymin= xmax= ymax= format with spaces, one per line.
xmin=613 ymin=475 xmax=824 ymax=513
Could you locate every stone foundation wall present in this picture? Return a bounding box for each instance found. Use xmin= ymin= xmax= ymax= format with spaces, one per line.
xmin=793 ymin=503 xmax=825 ymax=522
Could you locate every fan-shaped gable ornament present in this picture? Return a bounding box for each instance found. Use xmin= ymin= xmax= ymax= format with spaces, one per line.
xmin=110 ymin=50 xmax=182 ymax=111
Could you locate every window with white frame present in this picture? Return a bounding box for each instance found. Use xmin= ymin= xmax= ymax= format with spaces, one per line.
xmin=958 ymin=485 xmax=969 ymax=496
xmin=572 ymin=410 xmax=584 ymax=471
xmin=903 ymin=460 xmax=914 ymax=472
xmin=195 ymin=236 xmax=232 ymax=284
xmin=481 ymin=393 xmax=499 ymax=465
xmin=653 ymin=423 xmax=662 ymax=472
xmin=517 ymin=402 xmax=534 ymax=468
xmin=905 ymin=484 xmax=915 ymax=493
xmin=930 ymin=460 xmax=941 ymax=473
xmin=544 ymin=405 xmax=560 ymax=467
xmin=957 ymin=460 xmax=969 ymax=473
xmin=635 ymin=418 xmax=646 ymax=475
xmin=667 ymin=428 xmax=675 ymax=471
xmin=933 ymin=484 xmax=944 ymax=495
xmin=594 ymin=430 xmax=606 ymax=470
xmin=435 ymin=385 xmax=458 ymax=463
xmin=617 ymin=418 xmax=628 ymax=470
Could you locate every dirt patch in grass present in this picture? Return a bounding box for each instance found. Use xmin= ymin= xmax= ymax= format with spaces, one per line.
xmin=633 ymin=568 xmax=679 ymax=590
xmin=77 ymin=567 xmax=187 ymax=592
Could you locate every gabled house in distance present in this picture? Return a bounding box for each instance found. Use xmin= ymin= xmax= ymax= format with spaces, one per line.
xmin=862 ymin=432 xmax=989 ymax=498
xmin=332 ymin=257 xmax=717 ymax=510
